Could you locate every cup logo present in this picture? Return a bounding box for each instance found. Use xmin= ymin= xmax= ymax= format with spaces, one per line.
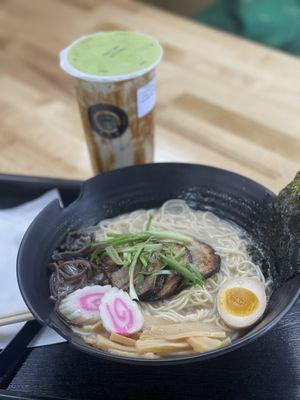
xmin=88 ymin=104 xmax=128 ymax=139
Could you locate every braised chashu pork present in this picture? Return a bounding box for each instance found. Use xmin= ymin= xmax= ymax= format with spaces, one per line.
xmin=99 ymin=240 xmax=220 ymax=302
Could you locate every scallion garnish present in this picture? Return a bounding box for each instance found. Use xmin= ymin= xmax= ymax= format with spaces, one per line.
xmin=160 ymin=255 xmax=204 ymax=286
xmin=145 ymin=214 xmax=153 ymax=231
xmin=123 ymin=253 xmax=132 ymax=267
xmin=174 ymin=247 xmax=186 ymax=261
xmin=140 ymin=253 xmax=148 ymax=268
xmin=129 ymin=245 xmax=145 ymax=300
xmin=105 ymin=246 xmax=123 ymax=265
xmin=93 ymin=230 xmax=192 ymax=247
xmin=92 ymin=228 xmax=204 ymax=296
xmin=117 ymin=243 xmax=163 ymax=253
xmin=186 ymin=263 xmax=204 ymax=280
xmin=152 ymin=269 xmax=173 ymax=276
xmin=90 ymin=247 xmax=104 ymax=262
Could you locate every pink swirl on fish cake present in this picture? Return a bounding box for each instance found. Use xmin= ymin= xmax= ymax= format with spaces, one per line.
xmin=105 ymin=298 xmax=134 ymax=334
xmin=58 ymin=285 xmax=112 ymax=325
xmin=79 ymin=293 xmax=104 ymax=311
xmin=99 ymin=288 xmax=144 ymax=335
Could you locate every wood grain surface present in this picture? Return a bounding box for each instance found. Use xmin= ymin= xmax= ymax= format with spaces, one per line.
xmin=1 ymin=0 xmax=299 ymax=192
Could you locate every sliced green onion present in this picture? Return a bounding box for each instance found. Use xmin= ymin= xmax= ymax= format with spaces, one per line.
xmin=186 ymin=263 xmax=204 ymax=280
xmin=123 ymin=253 xmax=132 ymax=267
xmin=105 ymin=232 xmax=121 ymax=237
xmin=94 ymin=232 xmax=150 ymax=247
xmin=105 ymin=246 xmax=123 ymax=265
xmin=174 ymin=247 xmax=186 ymax=261
xmin=90 ymin=247 xmax=105 ymax=262
xmin=147 ymin=231 xmax=192 ymax=244
xmin=152 ymin=269 xmax=173 ymax=276
xmin=145 ymin=214 xmax=153 ymax=231
xmin=129 ymin=245 xmax=144 ymax=300
xmin=117 ymin=243 xmax=163 ymax=253
xmin=160 ymin=255 xmax=204 ymax=286
xmin=140 ymin=254 xmax=148 ymax=268
xmin=94 ymin=230 xmax=192 ymax=247
xmin=140 ymin=267 xmax=171 ymax=276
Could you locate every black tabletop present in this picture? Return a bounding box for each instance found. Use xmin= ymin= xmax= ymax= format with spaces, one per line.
xmin=1 ymin=174 xmax=300 ymax=400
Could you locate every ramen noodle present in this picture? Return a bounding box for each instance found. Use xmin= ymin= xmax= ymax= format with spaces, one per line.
xmin=50 ymin=200 xmax=271 ymax=358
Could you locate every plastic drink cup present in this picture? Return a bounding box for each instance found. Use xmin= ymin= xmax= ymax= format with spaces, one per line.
xmin=60 ymin=31 xmax=163 ymax=174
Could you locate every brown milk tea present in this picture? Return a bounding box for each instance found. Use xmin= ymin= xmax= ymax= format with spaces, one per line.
xmin=60 ymin=31 xmax=163 ymax=173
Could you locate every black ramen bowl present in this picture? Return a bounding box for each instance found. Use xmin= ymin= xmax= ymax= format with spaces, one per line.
xmin=17 ymin=163 xmax=300 ymax=365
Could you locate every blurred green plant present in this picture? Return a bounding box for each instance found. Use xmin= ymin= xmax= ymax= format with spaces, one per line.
xmin=194 ymin=0 xmax=300 ymax=56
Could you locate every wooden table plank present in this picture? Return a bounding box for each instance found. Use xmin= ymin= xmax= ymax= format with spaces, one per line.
xmin=0 ymin=0 xmax=299 ymax=192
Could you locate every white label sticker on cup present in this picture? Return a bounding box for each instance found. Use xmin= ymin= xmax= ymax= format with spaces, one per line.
xmin=137 ymin=77 xmax=156 ymax=118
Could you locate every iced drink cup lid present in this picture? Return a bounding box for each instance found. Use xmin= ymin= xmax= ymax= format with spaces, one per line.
xmin=60 ymin=31 xmax=163 ymax=83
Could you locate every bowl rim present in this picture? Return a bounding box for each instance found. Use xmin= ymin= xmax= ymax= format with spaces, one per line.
xmin=17 ymin=162 xmax=300 ymax=365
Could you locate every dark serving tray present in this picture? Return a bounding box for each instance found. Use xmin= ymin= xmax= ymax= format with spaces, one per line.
xmin=0 ymin=174 xmax=299 ymax=400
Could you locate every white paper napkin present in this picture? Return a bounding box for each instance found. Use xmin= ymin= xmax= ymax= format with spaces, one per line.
xmin=0 ymin=189 xmax=66 ymax=348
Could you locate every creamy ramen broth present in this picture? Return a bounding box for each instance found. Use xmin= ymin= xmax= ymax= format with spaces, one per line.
xmin=50 ymin=200 xmax=271 ymax=358
xmin=97 ymin=201 xmax=269 ymax=331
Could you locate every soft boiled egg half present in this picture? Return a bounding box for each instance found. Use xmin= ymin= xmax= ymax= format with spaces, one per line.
xmin=217 ymin=277 xmax=267 ymax=329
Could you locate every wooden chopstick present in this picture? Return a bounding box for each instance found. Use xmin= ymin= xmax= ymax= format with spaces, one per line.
xmin=0 ymin=310 xmax=34 ymax=327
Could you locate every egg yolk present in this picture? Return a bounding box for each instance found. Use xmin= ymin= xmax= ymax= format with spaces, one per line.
xmin=222 ymin=287 xmax=259 ymax=317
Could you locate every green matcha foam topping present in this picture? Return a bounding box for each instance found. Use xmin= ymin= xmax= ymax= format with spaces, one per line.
xmin=65 ymin=31 xmax=162 ymax=78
